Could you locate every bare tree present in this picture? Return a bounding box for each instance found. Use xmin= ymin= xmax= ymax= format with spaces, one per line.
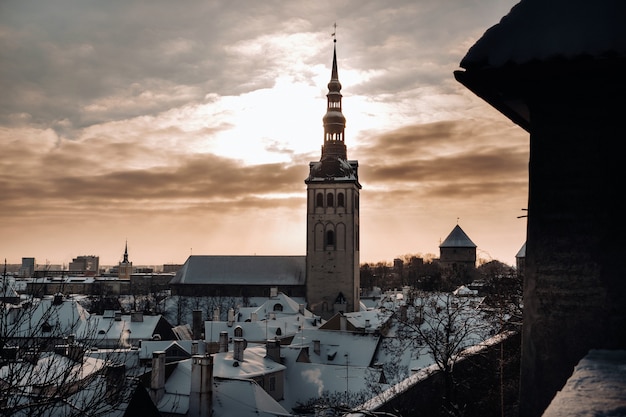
xmin=387 ymin=291 xmax=493 ymax=416
xmin=1 ymin=291 xmax=133 ymax=417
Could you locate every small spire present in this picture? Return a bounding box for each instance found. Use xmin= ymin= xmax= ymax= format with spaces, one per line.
xmin=123 ymin=240 xmax=129 ymax=263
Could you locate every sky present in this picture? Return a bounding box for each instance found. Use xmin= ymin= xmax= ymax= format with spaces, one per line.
xmin=0 ymin=0 xmax=529 ymax=268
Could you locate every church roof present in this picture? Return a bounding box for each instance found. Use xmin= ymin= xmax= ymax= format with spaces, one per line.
xmin=439 ymin=225 xmax=477 ymax=248
xmin=170 ymin=255 xmax=306 ymax=286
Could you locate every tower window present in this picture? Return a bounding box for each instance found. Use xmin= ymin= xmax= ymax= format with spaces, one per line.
xmin=337 ymin=192 xmax=345 ymax=207
xmin=316 ymin=193 xmax=324 ymax=207
xmin=326 ymin=230 xmax=335 ymax=247
xmin=327 ymin=192 xmax=334 ymax=207
xmin=234 ymin=326 xmax=243 ymax=337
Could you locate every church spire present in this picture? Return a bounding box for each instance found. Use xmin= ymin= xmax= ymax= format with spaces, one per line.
xmin=123 ymin=240 xmax=129 ymax=263
xmin=322 ymin=38 xmax=347 ymax=161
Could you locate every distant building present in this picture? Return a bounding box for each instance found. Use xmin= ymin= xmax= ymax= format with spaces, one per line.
xmin=170 ymin=255 xmax=306 ymax=298
xmin=19 ymin=257 xmax=35 ymax=278
xmin=118 ymin=242 xmax=133 ymax=280
xmin=68 ymin=255 xmax=99 ymax=276
xmin=439 ymin=224 xmax=477 ymax=270
xmin=515 ymin=242 xmax=526 ymax=277
xmin=162 ymin=264 xmax=183 ymax=273
xmin=439 ymin=224 xmax=476 ymax=282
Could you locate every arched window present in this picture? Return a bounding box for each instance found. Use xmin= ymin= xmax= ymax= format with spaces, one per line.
xmin=273 ymin=303 xmax=283 ymax=312
xmin=337 ymin=192 xmax=345 ymax=207
xmin=234 ymin=326 xmax=243 ymax=337
xmin=327 ymin=192 xmax=334 ymax=207
xmin=316 ymin=193 xmax=324 ymax=207
xmin=326 ymin=230 xmax=335 ymax=246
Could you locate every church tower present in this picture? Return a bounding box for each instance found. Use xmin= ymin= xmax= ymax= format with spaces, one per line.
xmin=118 ymin=241 xmax=133 ymax=280
xmin=305 ymin=39 xmax=361 ymax=319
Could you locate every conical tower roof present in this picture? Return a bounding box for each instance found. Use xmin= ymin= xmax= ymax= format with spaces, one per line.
xmin=439 ymin=225 xmax=477 ymax=248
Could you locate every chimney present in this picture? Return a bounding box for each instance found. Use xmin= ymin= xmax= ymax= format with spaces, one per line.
xmin=105 ymin=362 xmax=126 ymax=404
xmin=189 ymin=355 xmax=213 ymax=417
xmin=299 ymin=304 xmax=305 ymax=315
xmin=313 ymin=340 xmax=321 ymax=355
xmin=131 ymin=311 xmax=143 ymax=323
xmin=213 ymin=308 xmax=220 ymax=322
xmin=251 ymin=312 xmax=258 ymax=322
xmin=150 ymin=351 xmax=166 ymax=405
xmin=340 ymin=314 xmax=347 ymax=331
xmin=233 ymin=338 xmax=245 ymax=362
xmin=227 ymin=308 xmax=235 ymax=327
xmin=192 ymin=309 xmax=203 ymax=340
xmin=218 ymin=331 xmax=229 ymax=353
xmin=265 ymin=339 xmax=281 ymax=363
xmin=53 ymin=293 xmax=63 ymax=305
xmin=191 ymin=341 xmax=199 ymax=355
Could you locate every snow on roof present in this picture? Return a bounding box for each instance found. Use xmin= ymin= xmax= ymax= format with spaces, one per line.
xmin=281 ymin=360 xmax=380 ymax=412
xmin=460 ymin=0 xmax=626 ymax=70
xmin=171 ymin=255 xmax=306 ymax=286
xmin=213 ymin=378 xmax=292 ymax=417
xmin=138 ymin=340 xmax=209 ymax=360
xmin=154 ymin=354 xmax=291 ymax=417
xmin=212 ymin=344 xmax=286 ymax=379
xmin=8 ymin=296 xmax=91 ymax=339
xmin=453 ymin=285 xmax=478 ymax=297
xmin=91 ymin=313 xmax=168 ymax=347
xmin=241 ymin=293 xmax=310 ymax=318
xmin=542 ymin=349 xmax=626 ymax=417
xmin=0 ymin=352 xmax=105 ymax=390
xmin=285 ymin=329 xmax=380 ymax=367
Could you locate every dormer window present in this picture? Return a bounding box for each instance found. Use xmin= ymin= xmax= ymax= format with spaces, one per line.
xmin=273 ymin=303 xmax=283 ymax=312
xmin=234 ymin=326 xmax=243 ymax=338
xmin=41 ymin=322 xmax=52 ymax=333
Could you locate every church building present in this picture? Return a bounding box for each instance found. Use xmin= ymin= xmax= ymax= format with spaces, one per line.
xmin=171 ymin=40 xmax=361 ymax=318
xmin=305 ymin=39 xmax=361 ymax=318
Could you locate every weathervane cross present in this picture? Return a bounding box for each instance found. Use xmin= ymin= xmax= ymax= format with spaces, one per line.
xmin=331 ymin=22 xmax=337 ymax=40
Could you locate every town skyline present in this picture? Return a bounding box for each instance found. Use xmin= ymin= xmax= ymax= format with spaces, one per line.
xmin=1 ymin=0 xmax=527 ymax=267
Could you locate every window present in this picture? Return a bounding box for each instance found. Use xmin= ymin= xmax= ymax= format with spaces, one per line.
xmin=234 ymin=326 xmax=243 ymax=337
xmin=269 ymin=376 xmax=276 ymax=392
xmin=316 ymin=193 xmax=324 ymax=207
xmin=273 ymin=303 xmax=283 ymax=312
xmin=337 ymin=192 xmax=344 ymax=207
xmin=327 ymin=192 xmax=334 ymax=207
xmin=326 ymin=230 xmax=335 ymax=246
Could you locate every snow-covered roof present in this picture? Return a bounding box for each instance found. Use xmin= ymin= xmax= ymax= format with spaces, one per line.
xmin=460 ymin=0 xmax=626 ymax=71
xmin=138 ymin=340 xmax=209 ymax=360
xmin=152 ymin=353 xmax=291 ymax=417
xmin=212 ymin=344 xmax=286 ymax=379
xmin=7 ymin=295 xmax=91 ymax=339
xmin=171 ymin=255 xmax=306 ymax=286
xmin=282 ymin=360 xmax=381 ymax=412
xmin=91 ymin=313 xmax=169 ymax=348
xmin=306 ymin=159 xmax=360 ymax=183
xmin=284 ymin=330 xmax=380 ymax=367
xmin=205 ymin=313 xmax=318 ymax=343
